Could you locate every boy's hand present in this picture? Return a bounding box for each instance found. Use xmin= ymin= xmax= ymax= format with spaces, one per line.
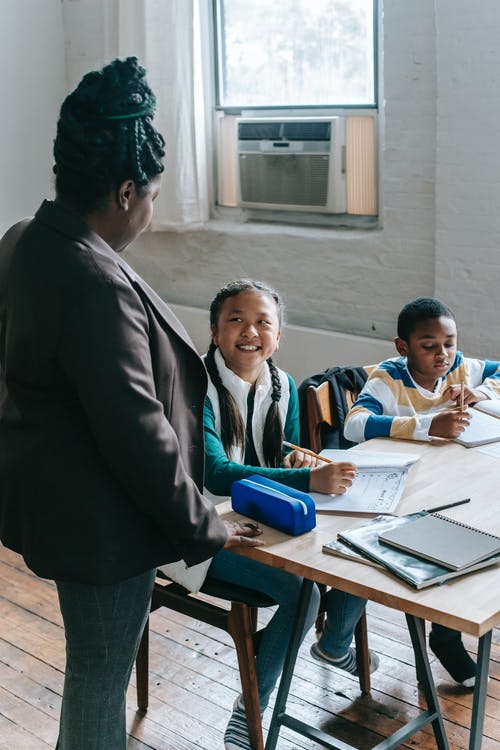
xmin=283 ymin=449 xmax=318 ymax=468
xmin=309 ymin=462 xmax=357 ymax=495
xmin=443 ymin=384 xmax=488 ymax=406
xmin=429 ymin=408 xmax=471 ymax=439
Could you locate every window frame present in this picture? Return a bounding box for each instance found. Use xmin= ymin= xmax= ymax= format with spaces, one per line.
xmin=211 ymin=0 xmax=380 ymax=226
xmin=212 ymin=0 xmax=379 ymax=115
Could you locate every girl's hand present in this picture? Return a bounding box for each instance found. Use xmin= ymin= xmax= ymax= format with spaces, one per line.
xmin=442 ymin=384 xmax=487 ymax=406
xmin=223 ymin=520 xmax=264 ymax=549
xmin=429 ymin=408 xmax=471 ymax=439
xmin=309 ymin=462 xmax=357 ymax=495
xmin=283 ymin=449 xmax=318 ymax=468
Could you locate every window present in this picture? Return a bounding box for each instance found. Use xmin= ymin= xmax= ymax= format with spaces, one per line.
xmin=213 ymin=0 xmax=378 ymax=224
xmin=215 ymin=0 xmax=377 ymax=110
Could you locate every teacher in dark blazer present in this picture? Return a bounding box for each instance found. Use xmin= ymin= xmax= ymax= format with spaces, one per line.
xmin=0 ymin=57 xmax=261 ymax=750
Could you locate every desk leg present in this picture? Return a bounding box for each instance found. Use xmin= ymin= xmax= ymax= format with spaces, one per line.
xmin=265 ymin=578 xmax=315 ymax=750
xmin=405 ymin=615 xmax=449 ymax=750
xmin=469 ymin=630 xmax=492 ymax=750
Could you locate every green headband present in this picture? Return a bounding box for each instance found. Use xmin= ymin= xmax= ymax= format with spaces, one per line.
xmin=100 ymin=99 xmax=156 ymax=121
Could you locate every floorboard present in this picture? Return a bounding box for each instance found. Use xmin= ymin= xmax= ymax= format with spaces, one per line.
xmin=0 ymin=543 xmax=498 ymax=750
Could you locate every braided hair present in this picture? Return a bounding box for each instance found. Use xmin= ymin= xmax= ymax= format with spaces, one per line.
xmin=53 ymin=57 xmax=165 ymax=213
xmin=206 ymin=279 xmax=286 ymax=467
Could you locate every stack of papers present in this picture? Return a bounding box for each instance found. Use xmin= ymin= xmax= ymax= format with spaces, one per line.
xmin=379 ymin=512 xmax=500 ymax=570
xmin=319 ymin=450 xmax=420 ymax=470
xmin=311 ymin=450 xmax=419 ymax=514
xmin=334 ymin=513 xmax=500 ymax=589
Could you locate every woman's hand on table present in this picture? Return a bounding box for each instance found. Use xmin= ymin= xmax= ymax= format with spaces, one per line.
xmin=223 ymin=520 xmax=264 ymax=549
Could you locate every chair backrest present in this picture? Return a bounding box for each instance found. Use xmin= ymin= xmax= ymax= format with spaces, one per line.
xmin=306 ymin=365 xmax=375 ymax=453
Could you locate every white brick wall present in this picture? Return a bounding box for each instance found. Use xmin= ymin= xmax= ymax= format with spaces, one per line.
xmin=170 ymin=304 xmax=395 ymax=385
xmin=435 ymin=0 xmax=500 ymax=356
xmin=4 ymin=1 xmax=500 ymax=361
xmin=0 ymin=1 xmax=66 ymax=233
xmin=125 ymin=0 xmax=439 ymax=347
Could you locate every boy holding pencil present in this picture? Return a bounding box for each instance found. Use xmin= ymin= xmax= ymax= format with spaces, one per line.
xmin=338 ymin=297 xmax=500 ymax=687
xmin=344 ymin=298 xmax=500 ymax=444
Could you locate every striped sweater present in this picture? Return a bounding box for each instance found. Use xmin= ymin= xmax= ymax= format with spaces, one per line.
xmin=344 ymin=353 xmax=500 ymax=443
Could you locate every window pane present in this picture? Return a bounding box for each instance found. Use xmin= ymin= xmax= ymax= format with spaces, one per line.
xmin=216 ymin=0 xmax=375 ymax=108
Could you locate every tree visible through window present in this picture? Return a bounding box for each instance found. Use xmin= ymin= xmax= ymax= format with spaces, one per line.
xmin=215 ymin=0 xmax=376 ymax=109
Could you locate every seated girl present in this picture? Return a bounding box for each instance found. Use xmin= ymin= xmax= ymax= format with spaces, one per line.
xmin=204 ymin=279 xmax=379 ymax=750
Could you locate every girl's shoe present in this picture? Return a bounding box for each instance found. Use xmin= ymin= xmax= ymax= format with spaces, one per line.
xmin=310 ymin=641 xmax=379 ymax=675
xmin=224 ymin=695 xmax=261 ymax=750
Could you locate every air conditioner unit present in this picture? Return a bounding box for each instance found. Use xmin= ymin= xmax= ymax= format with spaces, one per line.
xmin=237 ymin=116 xmax=346 ymax=213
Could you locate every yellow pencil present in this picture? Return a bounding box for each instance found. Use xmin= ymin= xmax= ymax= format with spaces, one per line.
xmin=460 ymin=382 xmax=465 ymax=410
xmin=282 ymin=440 xmax=335 ymax=464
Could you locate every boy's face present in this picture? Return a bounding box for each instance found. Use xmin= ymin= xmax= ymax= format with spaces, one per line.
xmin=395 ymin=315 xmax=457 ymax=389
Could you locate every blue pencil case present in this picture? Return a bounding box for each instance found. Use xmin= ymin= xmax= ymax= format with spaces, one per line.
xmin=231 ymin=475 xmax=316 ymax=536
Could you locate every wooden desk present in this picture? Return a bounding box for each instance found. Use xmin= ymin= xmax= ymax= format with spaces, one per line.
xmin=222 ymin=438 xmax=500 ymax=750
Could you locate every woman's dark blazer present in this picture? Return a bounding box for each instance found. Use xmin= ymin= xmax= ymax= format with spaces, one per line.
xmin=0 ymin=200 xmax=227 ymax=584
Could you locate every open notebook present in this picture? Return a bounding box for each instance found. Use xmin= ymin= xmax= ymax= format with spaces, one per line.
xmin=474 ymin=399 xmax=500 ymax=419
xmin=311 ymin=450 xmax=419 ymax=514
xmin=454 ymin=407 xmax=500 ymax=447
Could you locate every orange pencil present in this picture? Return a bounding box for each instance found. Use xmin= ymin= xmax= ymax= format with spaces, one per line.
xmin=460 ymin=382 xmax=465 ymax=410
xmin=282 ymin=440 xmax=335 ymax=464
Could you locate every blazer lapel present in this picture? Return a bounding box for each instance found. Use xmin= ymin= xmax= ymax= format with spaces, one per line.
xmin=32 ymin=201 xmax=200 ymax=358
xmin=117 ymin=259 xmax=199 ymax=356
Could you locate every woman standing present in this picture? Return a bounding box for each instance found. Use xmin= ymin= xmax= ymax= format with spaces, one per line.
xmin=0 ymin=57 xmax=260 ymax=749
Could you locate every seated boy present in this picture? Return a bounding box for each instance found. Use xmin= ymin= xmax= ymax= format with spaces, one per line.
xmin=338 ymin=297 xmax=500 ymax=687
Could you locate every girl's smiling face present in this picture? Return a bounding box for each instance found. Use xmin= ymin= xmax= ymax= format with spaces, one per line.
xmin=211 ymin=290 xmax=281 ymax=384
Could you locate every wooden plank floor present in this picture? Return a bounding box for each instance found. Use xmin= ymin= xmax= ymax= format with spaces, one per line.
xmin=1 ymin=542 xmax=499 ymax=750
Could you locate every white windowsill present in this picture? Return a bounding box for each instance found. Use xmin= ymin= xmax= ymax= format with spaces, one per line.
xmin=206 ymin=205 xmax=380 ymax=236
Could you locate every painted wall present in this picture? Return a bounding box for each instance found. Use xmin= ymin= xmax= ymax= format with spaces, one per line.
xmin=2 ymin=1 xmax=500 ymax=360
xmin=434 ymin=0 xmax=500 ymax=356
xmin=171 ymin=303 xmax=395 ymax=385
xmin=123 ymin=0 xmax=439 ymax=347
xmin=0 ymin=1 xmax=66 ymax=233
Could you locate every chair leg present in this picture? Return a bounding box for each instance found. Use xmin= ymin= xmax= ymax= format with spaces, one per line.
xmin=227 ymin=603 xmax=264 ymax=750
xmin=354 ymin=609 xmax=371 ymax=695
xmin=315 ymin=583 xmax=328 ymax=634
xmin=248 ymin=605 xmax=259 ymax=633
xmin=136 ymin=616 xmax=150 ymax=711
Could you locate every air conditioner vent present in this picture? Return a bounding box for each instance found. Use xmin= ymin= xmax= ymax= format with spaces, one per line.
xmin=236 ymin=116 xmax=346 ymax=213
xmin=282 ymin=121 xmax=331 ymax=141
xmin=238 ymin=122 xmax=282 ymax=140
xmin=239 ymin=154 xmax=329 ymax=207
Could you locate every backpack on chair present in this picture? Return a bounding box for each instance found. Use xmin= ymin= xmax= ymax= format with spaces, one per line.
xmin=297 ymin=366 xmax=369 ymax=449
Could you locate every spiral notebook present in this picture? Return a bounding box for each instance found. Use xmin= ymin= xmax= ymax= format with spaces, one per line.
xmin=379 ymin=512 xmax=500 ymax=570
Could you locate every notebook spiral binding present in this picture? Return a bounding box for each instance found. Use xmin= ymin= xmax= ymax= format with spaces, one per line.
xmin=432 ymin=512 xmax=500 ymax=540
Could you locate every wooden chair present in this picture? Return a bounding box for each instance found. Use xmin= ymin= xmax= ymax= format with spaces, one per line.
xmin=135 ymin=575 xmax=275 ymax=750
xmin=306 ymin=365 xmax=376 ymax=695
xmin=306 ymin=365 xmax=376 ymax=455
